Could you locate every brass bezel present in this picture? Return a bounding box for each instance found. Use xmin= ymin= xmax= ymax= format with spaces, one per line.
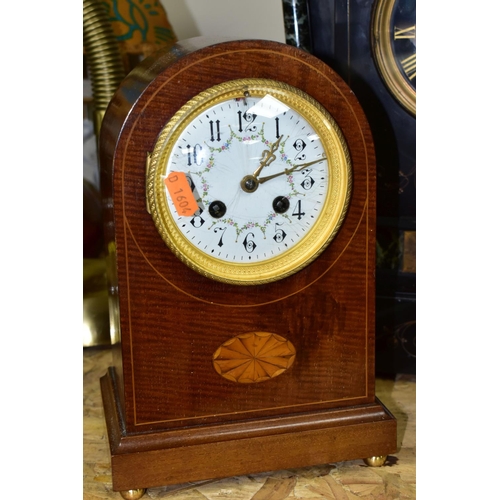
xmin=147 ymin=78 xmax=352 ymax=285
xmin=372 ymin=0 xmax=416 ymax=116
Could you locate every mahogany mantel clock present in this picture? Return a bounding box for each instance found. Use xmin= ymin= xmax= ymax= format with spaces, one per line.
xmin=99 ymin=37 xmax=397 ymax=498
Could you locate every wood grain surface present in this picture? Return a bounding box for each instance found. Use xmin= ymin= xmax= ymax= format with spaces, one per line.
xmin=98 ymin=38 xmax=396 ymax=491
xmin=84 ymin=347 xmax=416 ymax=499
xmin=100 ymin=37 xmax=378 ymax=431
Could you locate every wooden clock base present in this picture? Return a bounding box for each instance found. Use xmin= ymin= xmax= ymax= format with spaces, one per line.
xmin=101 ymin=368 xmax=396 ymax=492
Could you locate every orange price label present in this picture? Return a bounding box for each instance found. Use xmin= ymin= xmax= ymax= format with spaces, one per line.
xmin=164 ymin=172 xmax=198 ymax=216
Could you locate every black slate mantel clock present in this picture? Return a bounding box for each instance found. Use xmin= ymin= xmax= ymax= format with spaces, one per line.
xmin=372 ymin=0 xmax=416 ymax=116
xmin=308 ymin=0 xmax=416 ymax=374
xmin=99 ymin=37 xmax=397 ymax=498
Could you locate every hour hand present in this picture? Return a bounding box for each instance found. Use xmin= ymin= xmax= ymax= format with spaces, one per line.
xmin=252 ymin=135 xmax=283 ymax=178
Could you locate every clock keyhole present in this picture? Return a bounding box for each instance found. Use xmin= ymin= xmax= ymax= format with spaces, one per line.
xmin=273 ymin=196 xmax=290 ymax=214
xmin=209 ymin=201 xmax=227 ymax=218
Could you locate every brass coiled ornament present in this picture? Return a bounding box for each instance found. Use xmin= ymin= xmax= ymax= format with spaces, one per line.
xmin=83 ymin=0 xmax=126 ymax=138
xmin=83 ymin=0 xmax=126 ymax=347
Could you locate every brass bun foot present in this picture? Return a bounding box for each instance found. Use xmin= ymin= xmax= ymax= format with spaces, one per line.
xmin=363 ymin=455 xmax=387 ymax=467
xmin=119 ymin=489 xmax=146 ymax=499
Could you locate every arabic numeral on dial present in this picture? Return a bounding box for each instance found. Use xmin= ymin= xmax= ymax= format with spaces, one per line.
xmin=214 ymin=226 xmax=227 ymax=247
xmin=273 ymin=223 xmax=287 ymax=243
xmin=243 ymin=232 xmax=257 ymax=253
xmin=190 ymin=208 xmax=205 ymax=228
xmin=292 ymin=200 xmax=305 ymax=220
xmin=293 ymin=138 xmax=307 ymax=161
xmin=186 ymin=144 xmax=203 ymax=166
xmin=209 ymin=120 xmax=221 ymax=142
xmin=237 ymin=111 xmax=257 ymax=132
xmin=300 ymin=170 xmax=315 ymax=190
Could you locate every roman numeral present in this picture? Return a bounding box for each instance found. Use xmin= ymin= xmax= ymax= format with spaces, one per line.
xmin=400 ymin=53 xmax=416 ymax=80
xmin=394 ymin=25 xmax=416 ymax=39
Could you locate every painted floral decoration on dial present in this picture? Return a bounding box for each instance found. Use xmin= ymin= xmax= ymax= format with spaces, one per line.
xmin=148 ymin=79 xmax=351 ymax=285
xmin=163 ymin=92 xmax=329 ymax=264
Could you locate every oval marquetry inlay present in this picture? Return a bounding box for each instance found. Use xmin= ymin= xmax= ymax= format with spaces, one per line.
xmin=213 ymin=332 xmax=296 ymax=383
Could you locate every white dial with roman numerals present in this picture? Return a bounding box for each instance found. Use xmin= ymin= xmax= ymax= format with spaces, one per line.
xmin=147 ymin=79 xmax=352 ymax=285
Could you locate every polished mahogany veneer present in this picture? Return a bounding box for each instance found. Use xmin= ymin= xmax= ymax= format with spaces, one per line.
xmin=99 ymin=37 xmax=396 ymax=493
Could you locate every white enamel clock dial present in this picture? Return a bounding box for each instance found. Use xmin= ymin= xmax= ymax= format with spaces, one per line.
xmin=147 ymin=79 xmax=352 ymax=285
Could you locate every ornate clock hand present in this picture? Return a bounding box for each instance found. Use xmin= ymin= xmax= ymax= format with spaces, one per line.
xmin=240 ymin=135 xmax=284 ymax=193
xmin=252 ymin=135 xmax=283 ymax=178
xmin=241 ymin=154 xmax=326 ymax=193
xmin=258 ymin=155 xmax=326 ymax=184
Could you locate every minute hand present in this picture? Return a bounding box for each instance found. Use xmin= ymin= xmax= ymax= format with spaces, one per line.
xmin=257 ymin=156 xmax=326 ymax=184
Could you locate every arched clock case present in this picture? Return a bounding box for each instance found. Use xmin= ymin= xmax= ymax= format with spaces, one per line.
xmin=99 ymin=38 xmax=397 ymax=496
